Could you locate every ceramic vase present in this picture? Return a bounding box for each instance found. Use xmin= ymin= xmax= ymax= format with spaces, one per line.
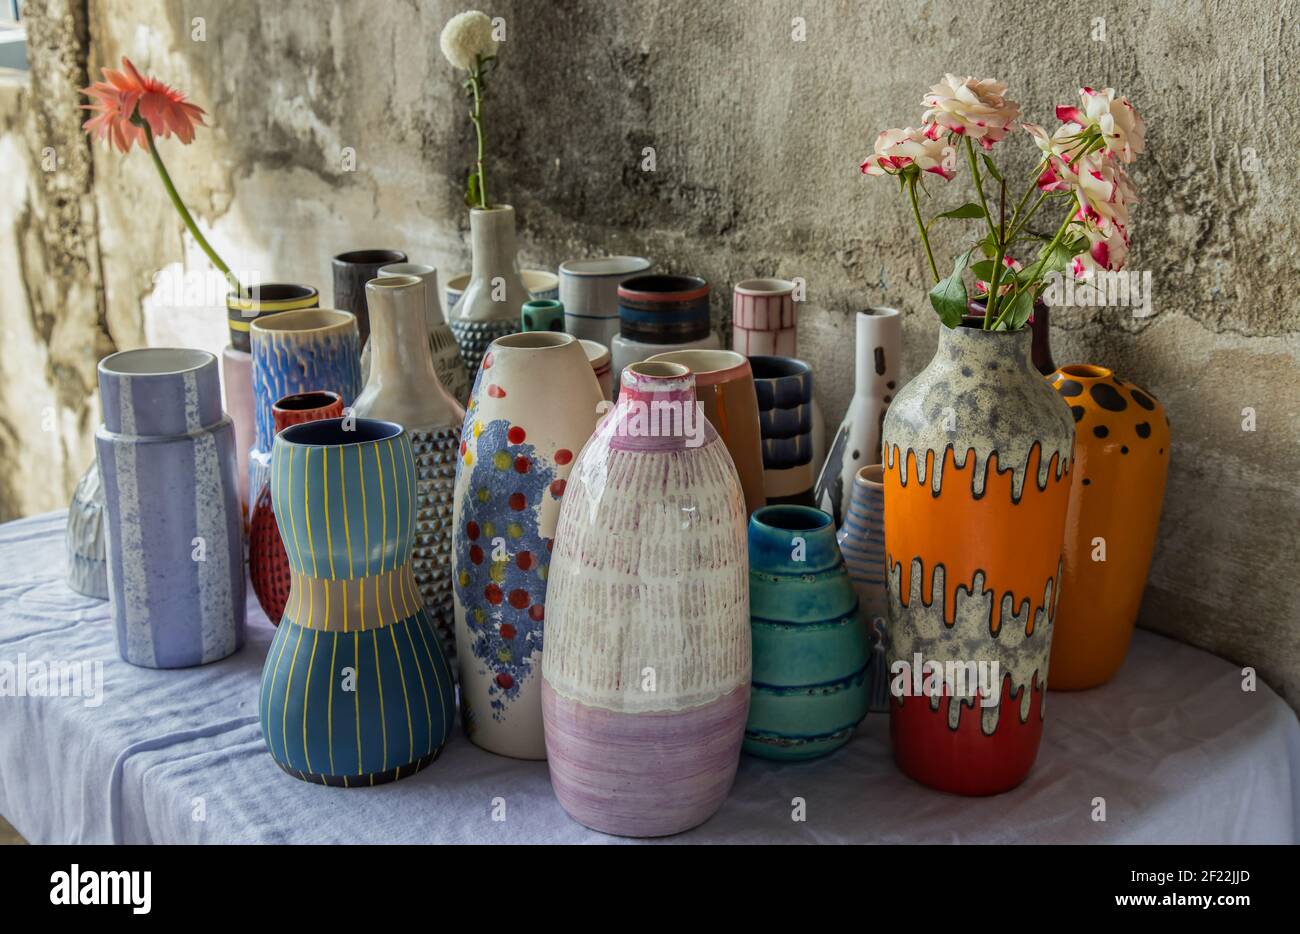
xmin=611 ymin=274 xmax=720 ymax=394
xmin=452 ymin=332 xmax=603 ymax=759
xmin=967 ymin=301 xmax=1056 ymax=376
xmin=353 ymin=275 xmax=465 ymax=671
xmin=647 ymin=348 xmax=766 ymax=515
xmin=883 ymin=322 xmax=1074 ymax=796
xmin=815 ymin=308 xmax=901 ymax=527
xmin=838 ymin=465 xmax=891 ymax=712
xmin=362 ymin=262 xmax=470 ymax=404
xmin=580 ymin=339 xmax=613 ymax=401
xmin=248 ymin=309 xmax=362 ymax=510
xmin=446 ymin=269 xmax=558 ymax=313
xmin=249 ymin=391 xmax=344 ymax=624
xmin=558 ymin=256 xmax=652 ymax=345
xmin=521 ymin=299 xmax=566 ymax=333
xmin=731 ymin=278 xmax=826 ymax=477
xmin=65 ymin=462 xmax=109 ymax=598
xmin=95 ymin=348 xmax=245 ymax=668
xmin=746 ymin=504 xmax=869 ymax=759
xmin=543 ymin=361 xmax=750 ymax=836
xmin=332 ymin=249 xmax=406 ymax=350
xmin=1048 ymin=364 xmax=1170 ymax=690
xmin=751 ymin=356 xmax=816 ymax=506
xmin=259 ymin=417 xmax=456 ymax=785
xmin=224 ymin=283 xmax=320 ymax=511
xmin=448 ymin=205 xmax=530 ymax=376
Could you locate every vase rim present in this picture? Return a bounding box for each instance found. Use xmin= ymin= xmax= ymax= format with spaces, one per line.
xmin=333 ymin=249 xmax=407 ymax=266
xmin=225 ymin=282 xmax=318 ymax=310
xmin=379 ymin=262 xmax=435 ymax=277
xmin=1057 ymin=363 xmax=1113 ymax=380
xmin=748 ymin=355 xmax=811 ymax=380
xmin=625 ymin=360 xmax=690 ymax=382
xmin=366 ymin=274 xmax=423 ymax=291
xmin=469 ymin=203 xmax=514 ymax=215
xmin=733 ymin=277 xmax=795 ymax=295
xmin=578 ymin=339 xmax=611 ymax=365
xmin=492 ymin=331 xmax=576 ymax=352
xmin=751 ymin=504 xmax=833 ymax=534
xmin=522 ymin=299 xmax=563 ymax=311
xmin=859 ymin=306 xmax=900 ymax=319
xmin=99 ymin=347 xmax=214 ymax=379
xmin=619 ymin=274 xmax=708 ymax=301
xmin=855 ymin=464 xmax=885 ymax=488
xmin=560 ymin=256 xmax=651 ymax=278
xmin=273 ymin=390 xmax=342 ymax=413
xmin=277 ymin=417 xmax=402 ymax=449
xmin=251 ymin=308 xmax=357 ymax=336
xmin=645 ymin=349 xmax=748 ymax=385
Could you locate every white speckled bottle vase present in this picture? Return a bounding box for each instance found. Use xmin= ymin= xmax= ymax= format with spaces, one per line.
xmin=542 ymin=361 xmax=751 ymax=836
xmin=95 ymin=348 xmax=246 ymax=668
xmin=881 ymin=322 xmax=1074 ymax=796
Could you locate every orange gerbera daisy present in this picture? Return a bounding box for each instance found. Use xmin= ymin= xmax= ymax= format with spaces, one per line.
xmin=81 ymin=57 xmax=207 ymax=153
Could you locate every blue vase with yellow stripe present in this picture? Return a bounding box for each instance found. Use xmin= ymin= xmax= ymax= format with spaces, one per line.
xmin=259 ymin=417 xmax=455 ymax=786
xmin=746 ymin=505 xmax=870 ymax=760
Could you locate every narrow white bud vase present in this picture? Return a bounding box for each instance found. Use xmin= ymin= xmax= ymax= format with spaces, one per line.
xmin=815 ymin=308 xmax=901 ymax=527
xmin=448 ymin=205 xmax=530 ymax=376
xmin=353 ymin=275 xmax=465 ymax=669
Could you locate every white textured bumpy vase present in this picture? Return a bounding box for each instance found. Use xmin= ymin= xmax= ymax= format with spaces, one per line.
xmin=542 ymin=361 xmax=751 ymax=837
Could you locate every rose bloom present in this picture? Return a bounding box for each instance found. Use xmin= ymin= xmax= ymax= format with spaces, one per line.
xmin=1034 ymin=143 xmax=1135 ymax=234
xmin=860 ymin=126 xmax=956 ymax=180
xmin=1070 ymin=221 xmax=1131 ymax=279
xmin=440 ymin=10 xmax=498 ymax=71
xmin=921 ymin=74 xmax=1020 ymax=150
xmin=1057 ymin=87 xmax=1145 ymax=164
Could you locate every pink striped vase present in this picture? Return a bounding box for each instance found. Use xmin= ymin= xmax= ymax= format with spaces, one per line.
xmin=542 ymin=360 xmax=750 ymax=836
xmin=732 ymin=278 xmax=797 ymax=357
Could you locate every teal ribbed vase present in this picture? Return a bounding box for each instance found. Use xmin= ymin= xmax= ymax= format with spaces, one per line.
xmin=746 ymin=505 xmax=870 ymax=760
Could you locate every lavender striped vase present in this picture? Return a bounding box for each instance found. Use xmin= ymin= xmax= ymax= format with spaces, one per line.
xmin=542 ymin=361 xmax=750 ymax=837
xmin=96 ymin=349 xmax=246 ymax=668
xmin=837 ymin=465 xmax=890 ymax=711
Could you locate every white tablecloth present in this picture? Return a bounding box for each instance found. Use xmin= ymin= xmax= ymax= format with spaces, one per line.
xmin=1 ymin=510 xmax=1296 ymax=844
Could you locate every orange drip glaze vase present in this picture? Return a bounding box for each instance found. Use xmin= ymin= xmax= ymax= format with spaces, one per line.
xmin=1048 ymin=365 xmax=1169 ymax=690
xmin=882 ymin=322 xmax=1075 ymax=796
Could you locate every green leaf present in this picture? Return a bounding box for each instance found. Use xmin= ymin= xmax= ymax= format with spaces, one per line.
xmin=1003 ymin=289 xmax=1035 ymax=330
xmin=936 ymin=202 xmax=987 ymax=220
xmin=929 ymin=249 xmax=972 ymax=328
xmin=980 ymin=153 xmax=1003 ymax=182
xmin=976 ymin=231 xmax=998 ymax=258
xmin=970 ymin=259 xmax=996 ymax=281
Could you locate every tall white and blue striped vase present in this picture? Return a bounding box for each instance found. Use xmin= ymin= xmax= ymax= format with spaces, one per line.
xmin=95 ymin=348 xmax=246 ymax=668
xmin=837 ymin=464 xmax=890 ymax=711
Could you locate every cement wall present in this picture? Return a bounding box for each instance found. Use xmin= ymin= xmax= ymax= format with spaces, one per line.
xmin=2 ymin=0 xmax=1297 ymax=705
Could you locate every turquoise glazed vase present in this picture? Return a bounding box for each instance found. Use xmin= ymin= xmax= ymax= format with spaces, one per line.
xmin=745 ymin=504 xmax=870 ymax=759
xmin=259 ymin=417 xmax=455 ymax=786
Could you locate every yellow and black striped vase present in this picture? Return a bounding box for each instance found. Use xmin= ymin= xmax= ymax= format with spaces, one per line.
xmin=259 ymin=417 xmax=455 ymax=786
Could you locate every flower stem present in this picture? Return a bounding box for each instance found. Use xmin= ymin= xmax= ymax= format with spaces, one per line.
xmin=990 ymin=206 xmax=1075 ymax=331
xmin=907 ymin=176 xmax=940 ymax=283
xmin=143 ymin=125 xmax=241 ymax=295
xmin=983 ymin=179 xmax=1009 ymax=328
xmin=964 ymin=137 xmax=997 ymax=240
xmin=468 ymin=63 xmax=488 ymax=209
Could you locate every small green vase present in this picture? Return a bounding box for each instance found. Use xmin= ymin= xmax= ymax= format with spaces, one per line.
xmin=746 ymin=505 xmax=870 ymax=759
xmin=521 ymin=299 xmax=566 ymax=333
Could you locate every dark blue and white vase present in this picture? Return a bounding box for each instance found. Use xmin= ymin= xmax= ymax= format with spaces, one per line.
xmin=248 ymin=309 xmax=362 ymax=510
xmin=751 ymin=356 xmax=816 ymax=506
xmin=95 ymin=348 xmax=246 ymax=668
xmin=610 ymin=274 xmax=720 ymax=396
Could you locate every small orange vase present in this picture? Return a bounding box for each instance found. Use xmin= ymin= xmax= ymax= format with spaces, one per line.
xmin=1048 ymin=365 xmax=1170 ymax=689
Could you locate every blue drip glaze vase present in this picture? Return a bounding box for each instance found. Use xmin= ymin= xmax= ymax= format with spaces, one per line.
xmin=745 ymin=504 xmax=870 ymax=759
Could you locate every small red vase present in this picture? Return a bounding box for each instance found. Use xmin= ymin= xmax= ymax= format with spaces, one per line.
xmin=249 ymin=391 xmax=344 ymax=624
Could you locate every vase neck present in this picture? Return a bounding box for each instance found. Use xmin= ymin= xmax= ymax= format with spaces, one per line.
xmin=609 ymin=362 xmax=708 ymax=453
xmin=936 ymin=322 xmax=1034 ymax=374
xmin=469 ymin=206 xmax=520 ymax=281
xmin=363 ymin=276 xmax=461 ymax=425
xmin=854 ymin=308 xmax=899 ymax=395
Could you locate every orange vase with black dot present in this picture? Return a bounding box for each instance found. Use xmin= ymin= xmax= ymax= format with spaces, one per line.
xmin=1048 ymin=365 xmax=1169 ymax=690
xmin=883 ymin=322 xmax=1074 ymax=796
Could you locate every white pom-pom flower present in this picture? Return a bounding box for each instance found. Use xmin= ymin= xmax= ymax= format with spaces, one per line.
xmin=440 ymin=10 xmax=498 ymax=71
